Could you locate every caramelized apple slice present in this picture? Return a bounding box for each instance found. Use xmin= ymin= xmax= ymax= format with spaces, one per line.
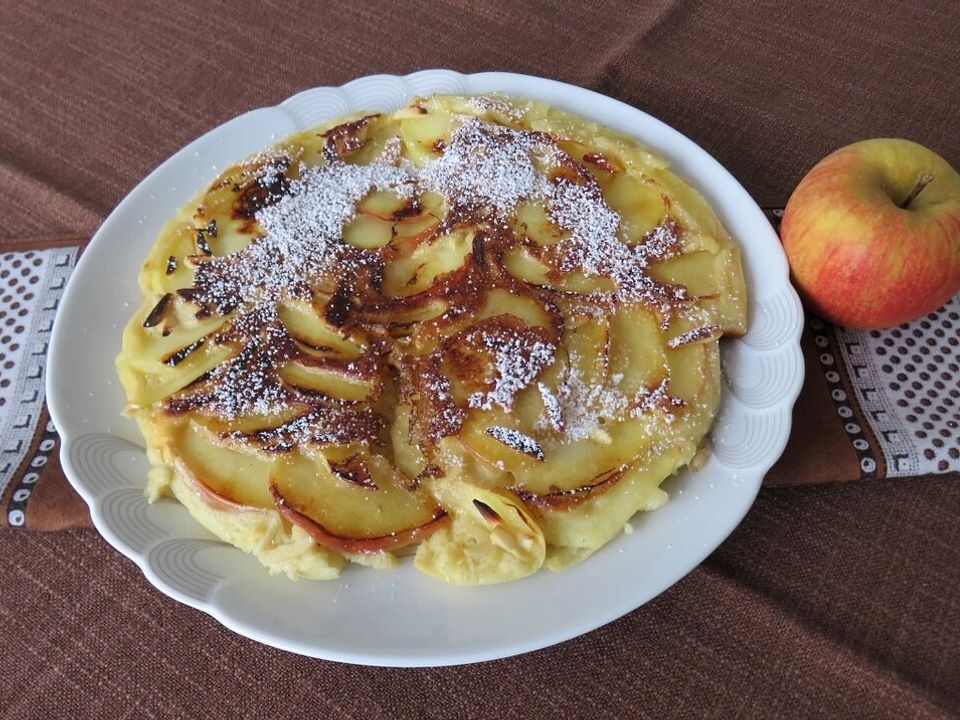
xmin=649 ymin=251 xmax=724 ymax=298
xmin=457 ymin=407 xmax=658 ymax=495
xmin=190 ymin=404 xmax=306 ymax=439
xmin=403 ymin=288 xmax=556 ymax=360
xmin=649 ymin=167 xmax=724 ymax=236
xmin=342 ymin=213 xmax=394 ymax=249
xmin=414 ymin=478 xmax=545 ymax=585
xmin=139 ymin=221 xmax=198 ymax=293
xmin=119 ymin=332 xmax=234 ymax=410
xmin=164 ymin=430 xmax=345 ymax=581
xmin=390 ymin=403 xmax=427 ymax=480
xmin=527 ymin=423 xmax=649 ymax=492
xmin=503 ymin=245 xmax=615 ymax=294
xmin=392 ymin=191 xmax=444 ymax=241
xmin=655 ymin=318 xmax=723 ymax=446
xmin=381 ymin=229 xmax=474 ymax=297
xmin=476 ymin=288 xmax=557 ymax=330
xmin=511 ymin=378 xmax=556 ymax=432
xmin=675 ymin=229 xmax=721 ymax=255
xmin=398 ymin=107 xmax=451 ymax=164
xmin=125 ymin=302 xmax=228 ymax=360
xmin=138 ymin=205 xmax=256 ymax=289
xmin=465 ymin=419 xmax=545 ymax=465
xmin=565 ymin=315 xmax=610 ymax=388
xmin=167 ymin=421 xmax=275 ymax=509
xmin=593 ymin=130 xmax=668 ymax=172
xmin=370 ymin=299 xmax=449 ymax=334
xmin=700 ymin=244 xmax=748 ymax=335
xmin=503 ymin=245 xmax=550 ymax=286
xmin=357 ymin=189 xmax=416 ymax=220
xmin=605 ymin=173 xmax=667 ymax=243
xmin=514 ymin=201 xmax=567 ymax=246
xmin=392 ymin=214 xmax=439 ymax=243
xmin=276 ymin=300 xmax=365 ymax=357
xmin=606 ymin=307 xmax=667 ymax=397
xmin=270 ymin=452 xmax=447 ymax=555
xmin=666 ymin=338 xmax=720 ymax=418
xmin=277 ymin=361 xmax=373 ymax=402
xmin=203 ymin=215 xmax=259 ymax=256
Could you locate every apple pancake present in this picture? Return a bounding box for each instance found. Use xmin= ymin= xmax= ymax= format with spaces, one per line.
xmin=116 ymin=94 xmax=747 ymax=585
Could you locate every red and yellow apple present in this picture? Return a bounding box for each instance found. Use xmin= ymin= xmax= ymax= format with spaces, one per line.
xmin=780 ymin=138 xmax=960 ymax=329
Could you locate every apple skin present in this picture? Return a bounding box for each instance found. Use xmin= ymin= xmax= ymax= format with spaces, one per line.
xmin=177 ymin=461 xmax=259 ymax=513
xmin=780 ymin=138 xmax=960 ymax=329
xmin=270 ymin=485 xmax=449 ymax=555
xmin=177 ymin=465 xmax=451 ymax=555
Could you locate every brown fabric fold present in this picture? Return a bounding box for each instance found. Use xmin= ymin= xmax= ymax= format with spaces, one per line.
xmin=766 ymin=322 xmax=864 ymax=485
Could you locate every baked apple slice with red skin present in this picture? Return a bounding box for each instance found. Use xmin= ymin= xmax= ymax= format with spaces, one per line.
xmin=272 ymin=488 xmax=448 ymax=555
xmin=166 ymin=421 xmax=275 ymax=512
xmin=176 ymin=463 xmax=252 ymax=513
xmin=269 ymin=452 xmax=448 ymax=555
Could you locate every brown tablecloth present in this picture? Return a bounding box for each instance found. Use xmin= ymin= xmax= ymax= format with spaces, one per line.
xmin=1 ymin=0 xmax=958 ymax=717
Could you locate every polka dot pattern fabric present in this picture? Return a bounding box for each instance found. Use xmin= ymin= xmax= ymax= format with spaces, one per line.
xmin=0 ymin=248 xmax=77 ymax=499
xmin=835 ymin=294 xmax=960 ymax=477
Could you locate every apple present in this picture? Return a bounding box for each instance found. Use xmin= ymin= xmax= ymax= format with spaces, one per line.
xmin=780 ymin=138 xmax=960 ymax=329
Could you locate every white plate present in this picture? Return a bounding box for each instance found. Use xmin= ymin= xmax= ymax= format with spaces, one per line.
xmin=46 ymin=70 xmax=804 ymax=666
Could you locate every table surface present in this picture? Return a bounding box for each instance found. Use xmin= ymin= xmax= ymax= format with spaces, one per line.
xmin=1 ymin=1 xmax=958 ymax=718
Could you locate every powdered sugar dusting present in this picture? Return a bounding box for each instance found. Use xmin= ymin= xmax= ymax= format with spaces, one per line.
xmin=227 ymin=404 xmax=383 ymax=451
xmin=194 ymin=160 xmax=414 ymax=314
xmin=554 ymin=358 xmax=628 ymax=442
xmin=423 ymin=116 xmax=685 ymax=314
xmin=205 ymin=336 xmax=290 ymax=419
xmin=376 ymin=136 xmax=403 ymax=166
xmin=467 ymin=327 xmax=556 ymax=411
xmin=421 ymin=117 xmax=557 ymax=211
xmin=535 ymin=352 xmax=683 ymax=441
xmin=256 ymin=160 xmax=413 ymax=268
xmin=467 ymin=94 xmax=526 ymax=122
xmin=246 ymin=149 xmax=291 ymax=188
xmin=197 ymin=114 xmax=681 ymax=329
xmin=166 ymin=106 xmax=692 ymax=437
xmin=486 ymin=426 xmax=545 ymax=460
xmin=183 ymin=158 xmax=415 ymax=419
xmin=537 ymin=382 xmax=563 ymax=432
xmin=549 ymin=180 xmax=622 ymax=277
xmin=548 ymin=180 xmax=687 ymax=315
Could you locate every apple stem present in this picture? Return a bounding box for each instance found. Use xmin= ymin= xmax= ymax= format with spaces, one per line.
xmin=900 ymin=173 xmax=934 ymax=209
